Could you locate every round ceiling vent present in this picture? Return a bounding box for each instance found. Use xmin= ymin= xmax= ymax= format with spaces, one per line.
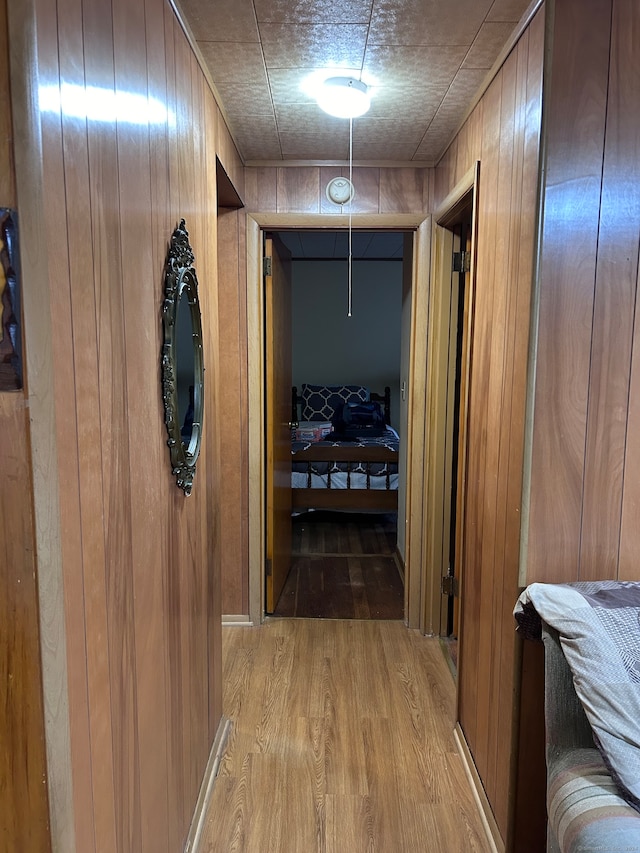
xmin=325 ymin=177 xmax=355 ymax=206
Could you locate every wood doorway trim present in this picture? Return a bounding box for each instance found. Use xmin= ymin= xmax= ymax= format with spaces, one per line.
xmin=421 ymin=163 xmax=480 ymax=639
xmin=246 ymin=212 xmax=431 ymax=627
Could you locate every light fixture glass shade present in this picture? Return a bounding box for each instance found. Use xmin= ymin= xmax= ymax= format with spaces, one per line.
xmin=316 ymin=76 xmax=370 ymax=119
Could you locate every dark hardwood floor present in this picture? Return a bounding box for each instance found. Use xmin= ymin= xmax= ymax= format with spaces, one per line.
xmin=274 ymin=511 xmax=404 ymax=620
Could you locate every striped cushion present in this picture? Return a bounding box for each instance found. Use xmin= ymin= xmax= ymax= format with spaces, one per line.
xmin=548 ymin=748 xmax=640 ymax=853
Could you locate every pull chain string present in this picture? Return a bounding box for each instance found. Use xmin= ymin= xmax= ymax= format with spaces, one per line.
xmin=348 ymin=114 xmax=353 ymax=317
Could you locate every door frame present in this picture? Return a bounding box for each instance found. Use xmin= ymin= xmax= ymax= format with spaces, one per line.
xmin=246 ymin=212 xmax=432 ymax=627
xmin=421 ymin=163 xmax=480 ymax=637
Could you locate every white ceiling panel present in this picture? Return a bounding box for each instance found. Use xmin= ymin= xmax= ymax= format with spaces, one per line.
xmin=178 ymin=0 xmax=535 ymax=165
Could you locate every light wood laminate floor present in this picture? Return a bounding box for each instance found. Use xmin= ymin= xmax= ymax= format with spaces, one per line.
xmin=200 ymin=619 xmax=492 ymax=852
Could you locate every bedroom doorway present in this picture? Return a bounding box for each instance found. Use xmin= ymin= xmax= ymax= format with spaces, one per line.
xmin=267 ymin=229 xmax=408 ymax=620
xmin=246 ymin=212 xmax=432 ymax=630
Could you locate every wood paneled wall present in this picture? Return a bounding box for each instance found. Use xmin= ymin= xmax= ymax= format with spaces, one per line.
xmin=245 ymin=165 xmax=432 ymax=215
xmin=8 ymin=0 xmax=243 ymax=849
xmin=217 ymin=207 xmax=249 ymax=616
xmin=525 ymin=0 xmax=640 ymax=584
xmin=434 ymin=7 xmax=545 ymax=846
xmin=0 ymin=0 xmax=51 ymax=849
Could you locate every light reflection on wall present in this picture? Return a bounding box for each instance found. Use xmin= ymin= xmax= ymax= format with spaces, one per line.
xmin=39 ymin=83 xmax=175 ymax=126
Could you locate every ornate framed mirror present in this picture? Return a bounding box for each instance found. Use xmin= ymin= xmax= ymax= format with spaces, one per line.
xmin=161 ymin=219 xmax=204 ymax=495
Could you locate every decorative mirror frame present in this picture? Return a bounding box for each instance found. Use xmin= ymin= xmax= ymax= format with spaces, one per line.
xmin=161 ymin=219 xmax=204 ymax=496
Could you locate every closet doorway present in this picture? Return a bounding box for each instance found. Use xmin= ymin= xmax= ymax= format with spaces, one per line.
xmin=267 ymin=229 xmax=408 ymax=620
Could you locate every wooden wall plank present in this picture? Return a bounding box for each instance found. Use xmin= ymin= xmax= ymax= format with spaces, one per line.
xmin=0 ymin=393 xmax=52 ymax=853
xmin=498 ymin=15 xmax=545 ymax=845
xmin=277 ymin=167 xmax=321 ymax=213
xmin=434 ymin=140 xmax=457 ymax=206
xmin=244 ymin=166 xmax=277 ymax=211
xmin=218 ymin=208 xmax=247 ymax=615
xmin=76 ymin=0 xmax=124 ymax=848
xmin=0 ymin=0 xmax=14 ymax=203
xmin=32 ymin=0 xmax=93 ymax=846
xmin=161 ymin=17 xmax=184 ymax=852
xmin=173 ymin=21 xmax=197 ymax=836
xmin=204 ymin=90 xmax=224 ymax=733
xmin=380 ymin=167 xmax=429 ymax=214
xmin=526 ymin=0 xmax=612 ymax=582
xmin=580 ymin=0 xmax=640 ymax=579
xmin=620 ymin=255 xmax=640 ymax=578
xmin=458 ymin=71 xmax=503 ymax=782
xmin=485 ymin=45 xmax=520 ymax=819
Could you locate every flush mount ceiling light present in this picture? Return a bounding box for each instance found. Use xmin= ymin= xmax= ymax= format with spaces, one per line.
xmin=315 ymin=76 xmax=371 ymax=119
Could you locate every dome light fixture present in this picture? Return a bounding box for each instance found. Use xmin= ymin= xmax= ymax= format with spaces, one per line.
xmin=315 ymin=76 xmax=371 ymax=119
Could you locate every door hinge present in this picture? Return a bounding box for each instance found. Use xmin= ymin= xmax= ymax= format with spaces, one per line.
xmin=263 ymin=256 xmax=272 ymax=276
xmin=452 ymin=250 xmax=470 ymax=273
xmin=441 ymin=575 xmax=459 ymax=597
xmin=266 ymin=558 xmax=273 ymax=577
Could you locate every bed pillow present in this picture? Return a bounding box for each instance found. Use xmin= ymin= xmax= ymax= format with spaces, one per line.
xmin=301 ymin=383 xmax=369 ymax=422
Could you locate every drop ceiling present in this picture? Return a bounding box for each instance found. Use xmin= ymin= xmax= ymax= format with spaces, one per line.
xmin=175 ymin=0 xmax=534 ymax=165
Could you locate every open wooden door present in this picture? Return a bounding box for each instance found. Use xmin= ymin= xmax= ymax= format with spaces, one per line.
xmin=265 ymin=234 xmax=293 ymax=613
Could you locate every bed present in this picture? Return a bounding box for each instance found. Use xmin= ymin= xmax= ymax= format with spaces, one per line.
xmin=291 ymin=383 xmax=399 ymax=512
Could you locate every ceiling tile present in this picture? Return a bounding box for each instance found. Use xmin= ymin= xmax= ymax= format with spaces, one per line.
xmin=364 ymin=44 xmax=468 ymax=87
xmin=254 ymin=0 xmax=374 ymax=24
xmin=275 ymin=104 xmax=352 ymax=135
xmin=368 ymin=0 xmax=493 ymax=46
xmin=280 ymin=131 xmax=350 ymax=159
xmin=177 ymin=0 xmax=259 ymax=41
xmin=226 ymin=112 xmax=279 ymax=138
xmin=487 ymin=0 xmax=533 ymax=22
xmin=259 ymin=23 xmax=368 ymax=68
xmin=236 ymin=134 xmax=283 ymax=161
xmin=462 ymin=21 xmax=518 ymax=69
xmin=212 ymin=79 xmax=274 ymax=116
xmin=197 ymin=42 xmax=267 ymax=85
xmin=353 ymin=140 xmax=423 ymax=160
xmin=268 ymin=68 xmax=319 ymax=105
xmin=364 ymin=87 xmax=442 ymax=121
xmin=413 ymin=130 xmax=453 ymax=161
xmin=353 ymin=116 xmax=425 ymax=145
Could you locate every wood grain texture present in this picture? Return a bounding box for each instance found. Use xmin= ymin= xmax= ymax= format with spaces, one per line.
xmin=246 ymin=165 xmax=432 ymax=216
xmin=274 ymin=511 xmax=402 ymax=619
xmin=435 ymin=7 xmax=545 ymax=846
xmin=0 ymin=0 xmax=14 ymax=204
xmin=8 ymin=0 xmax=243 ymax=849
xmin=218 ymin=208 xmax=250 ymax=616
xmin=0 ymin=393 xmax=51 ymax=853
xmin=619 ymin=247 xmax=640 ymax=578
xmin=580 ymin=0 xmax=640 ymax=580
xmin=526 ymin=0 xmax=613 ymax=581
xmin=201 ymin=620 xmax=493 ymax=853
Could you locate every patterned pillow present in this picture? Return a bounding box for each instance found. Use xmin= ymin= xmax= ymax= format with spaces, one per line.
xmin=515 ymin=582 xmax=640 ymax=813
xmin=301 ymin=383 xmax=369 ymax=422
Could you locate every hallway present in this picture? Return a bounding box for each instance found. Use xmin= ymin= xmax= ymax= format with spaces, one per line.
xmin=200 ymin=619 xmax=492 ymax=852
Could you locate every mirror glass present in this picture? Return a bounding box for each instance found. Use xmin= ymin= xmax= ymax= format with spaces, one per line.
xmin=161 ymin=220 xmax=204 ymax=495
xmin=176 ymin=286 xmax=196 ymax=447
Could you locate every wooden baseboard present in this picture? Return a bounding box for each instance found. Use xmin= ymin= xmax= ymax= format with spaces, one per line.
xmin=454 ymin=723 xmax=504 ymax=853
xmin=184 ymin=716 xmax=232 ymax=853
xmin=222 ymin=615 xmax=253 ymax=626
